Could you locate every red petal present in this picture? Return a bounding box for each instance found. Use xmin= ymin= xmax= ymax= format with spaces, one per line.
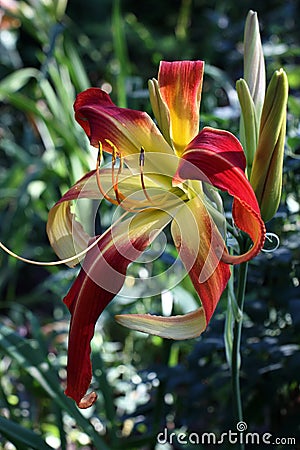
xmin=158 ymin=61 xmax=204 ymax=155
xmin=63 ymin=209 xmax=171 ymax=407
xmin=175 ymin=127 xmax=265 ymax=263
xmin=74 ymin=87 xmax=172 ymax=156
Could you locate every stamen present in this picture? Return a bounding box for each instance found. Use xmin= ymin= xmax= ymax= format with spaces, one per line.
xmin=96 ymin=142 xmax=119 ymax=205
xmin=98 ymin=140 xmax=152 ymax=212
xmin=104 ymin=139 xmax=126 ymax=205
xmin=139 ymin=147 xmax=152 ymax=203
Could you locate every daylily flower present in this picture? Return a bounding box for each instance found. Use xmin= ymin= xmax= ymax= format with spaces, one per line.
xmin=46 ymin=60 xmax=265 ymax=408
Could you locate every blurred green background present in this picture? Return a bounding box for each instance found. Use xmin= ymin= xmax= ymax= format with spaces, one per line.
xmin=0 ymin=0 xmax=299 ymax=448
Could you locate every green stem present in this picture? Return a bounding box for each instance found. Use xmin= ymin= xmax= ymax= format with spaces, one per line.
xmin=231 ymin=252 xmax=249 ymax=450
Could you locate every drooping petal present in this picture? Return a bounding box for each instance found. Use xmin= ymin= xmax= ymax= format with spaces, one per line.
xmin=74 ymin=87 xmax=173 ymax=156
xmin=157 ymin=60 xmax=204 ymax=155
xmin=171 ymin=196 xmax=230 ymax=324
xmin=64 ymin=208 xmax=172 ymax=407
xmin=174 ymin=127 xmax=265 ymax=263
xmin=116 ymin=197 xmax=230 ymax=337
xmin=115 ymin=309 xmax=206 ymax=340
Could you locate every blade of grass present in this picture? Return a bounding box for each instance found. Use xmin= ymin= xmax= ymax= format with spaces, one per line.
xmin=0 ymin=68 xmax=40 ymax=101
xmin=0 ymin=415 xmax=53 ymax=450
xmin=60 ymin=38 xmax=91 ymax=92
xmin=112 ymin=0 xmax=130 ymax=107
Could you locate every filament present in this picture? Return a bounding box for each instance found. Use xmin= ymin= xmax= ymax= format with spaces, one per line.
xmin=96 ymin=141 xmax=161 ymax=213
xmin=105 ymin=139 xmax=124 ymax=204
xmin=0 ymin=210 xmax=130 ymax=267
xmin=96 ymin=142 xmax=119 ymax=205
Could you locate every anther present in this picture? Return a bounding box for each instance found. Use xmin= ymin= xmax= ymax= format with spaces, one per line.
xmin=97 ymin=141 xmax=103 ymax=166
xmin=96 ymin=141 xmax=151 ymax=212
xmin=139 ymin=146 xmax=145 ymax=167
xmin=139 ymin=147 xmax=152 ymax=203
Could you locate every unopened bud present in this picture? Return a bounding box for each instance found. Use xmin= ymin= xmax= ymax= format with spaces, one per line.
xmin=250 ymin=69 xmax=288 ymax=222
xmin=236 ymin=78 xmax=259 ymax=172
xmin=238 ymin=10 xmax=266 ymax=174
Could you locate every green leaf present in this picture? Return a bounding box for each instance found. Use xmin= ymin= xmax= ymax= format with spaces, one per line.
xmin=0 ymin=415 xmax=53 ymax=450
xmin=0 ymin=68 xmax=40 ymax=101
xmin=0 ymin=323 xmax=110 ymax=449
xmin=61 ymin=38 xmax=91 ymax=92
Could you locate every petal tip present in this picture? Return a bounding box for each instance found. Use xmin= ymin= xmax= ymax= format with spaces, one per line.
xmin=77 ymin=391 xmax=98 ymax=409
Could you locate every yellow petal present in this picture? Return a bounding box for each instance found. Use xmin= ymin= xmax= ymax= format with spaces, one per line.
xmin=115 ymin=308 xmax=206 ymax=340
xmin=47 ymin=202 xmax=89 ymax=267
xmin=157 ymin=61 xmax=204 ymax=155
xmin=171 ymin=196 xmax=230 ymax=323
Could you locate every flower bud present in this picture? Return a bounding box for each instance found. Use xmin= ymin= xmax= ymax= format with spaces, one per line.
xmin=236 ymin=78 xmax=259 ymax=172
xmin=243 ymin=10 xmax=266 ymax=123
xmin=238 ymin=10 xmax=266 ymax=173
xmin=250 ymin=68 xmax=288 ymax=222
xmin=148 ymin=77 xmax=172 ymax=147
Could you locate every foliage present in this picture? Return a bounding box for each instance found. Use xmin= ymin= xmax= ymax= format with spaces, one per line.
xmin=0 ymin=0 xmax=299 ymax=448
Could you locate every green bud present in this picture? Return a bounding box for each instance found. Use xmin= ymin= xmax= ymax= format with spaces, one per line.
xmin=236 ymin=78 xmax=259 ymax=172
xmin=148 ymin=77 xmax=172 ymax=147
xmin=238 ymin=10 xmax=266 ymax=174
xmin=250 ymin=69 xmax=289 ymax=222
xmin=243 ymin=10 xmax=266 ymax=123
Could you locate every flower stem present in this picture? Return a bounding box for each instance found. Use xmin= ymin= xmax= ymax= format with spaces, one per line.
xmin=231 ymin=254 xmax=249 ymax=450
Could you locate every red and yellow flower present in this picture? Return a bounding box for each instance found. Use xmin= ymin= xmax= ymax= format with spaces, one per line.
xmin=47 ymin=61 xmax=265 ymax=408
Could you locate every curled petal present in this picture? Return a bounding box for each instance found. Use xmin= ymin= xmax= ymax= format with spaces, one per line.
xmin=47 ymin=202 xmax=90 ymax=267
xmin=74 ymin=87 xmax=172 ymax=156
xmin=63 ymin=208 xmax=172 ymax=407
xmin=117 ymin=196 xmax=230 ymax=337
xmin=46 ymin=170 xmax=103 ymax=267
xmin=171 ymin=197 xmax=230 ymax=325
xmin=174 ymin=127 xmax=265 ymax=263
xmin=115 ymin=309 xmax=206 ymax=340
xmin=157 ymin=61 xmax=204 ymax=155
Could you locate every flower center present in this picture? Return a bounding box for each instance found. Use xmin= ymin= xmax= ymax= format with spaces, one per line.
xmin=96 ymin=141 xmax=155 ymax=212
